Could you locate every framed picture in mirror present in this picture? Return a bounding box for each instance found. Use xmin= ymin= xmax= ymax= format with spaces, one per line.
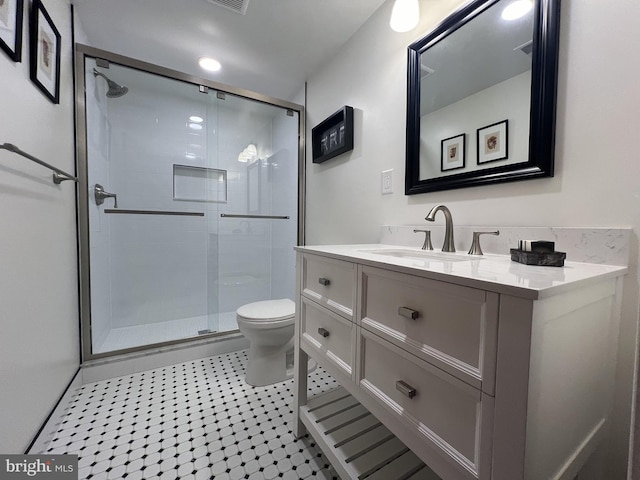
xmin=477 ymin=120 xmax=508 ymax=164
xmin=441 ymin=133 xmax=465 ymax=171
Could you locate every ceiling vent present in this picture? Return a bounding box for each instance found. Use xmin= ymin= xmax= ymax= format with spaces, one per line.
xmin=206 ymin=0 xmax=250 ymax=15
xmin=421 ymin=65 xmax=435 ymax=78
xmin=515 ymin=40 xmax=533 ymax=56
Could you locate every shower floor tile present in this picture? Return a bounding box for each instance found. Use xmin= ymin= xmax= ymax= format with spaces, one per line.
xmin=44 ymin=351 xmax=340 ymax=480
xmin=97 ymin=312 xmax=239 ymax=354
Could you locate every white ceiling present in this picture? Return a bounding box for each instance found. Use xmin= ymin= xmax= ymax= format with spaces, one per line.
xmin=73 ymin=0 xmax=388 ymax=102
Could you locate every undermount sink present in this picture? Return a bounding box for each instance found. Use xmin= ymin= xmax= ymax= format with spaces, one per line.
xmin=358 ymin=248 xmax=479 ymax=262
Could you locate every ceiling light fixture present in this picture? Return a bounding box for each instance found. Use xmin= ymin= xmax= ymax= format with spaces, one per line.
xmin=189 ymin=116 xmax=204 ymax=123
xmin=198 ymin=57 xmax=222 ymax=72
xmin=390 ymin=0 xmax=419 ymax=33
xmin=501 ymin=0 xmax=533 ymax=20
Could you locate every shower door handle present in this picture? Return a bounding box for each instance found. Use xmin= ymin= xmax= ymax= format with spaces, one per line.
xmin=95 ymin=184 xmax=118 ymax=208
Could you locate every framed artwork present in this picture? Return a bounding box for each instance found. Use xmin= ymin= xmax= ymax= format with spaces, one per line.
xmin=29 ymin=0 xmax=60 ymax=103
xmin=0 ymin=0 xmax=23 ymax=62
xmin=441 ymin=133 xmax=465 ymax=171
xmin=477 ymin=120 xmax=508 ymax=164
xmin=312 ymin=106 xmax=354 ymax=164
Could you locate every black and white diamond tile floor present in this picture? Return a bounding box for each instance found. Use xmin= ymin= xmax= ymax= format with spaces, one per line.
xmin=45 ymin=351 xmax=341 ymax=480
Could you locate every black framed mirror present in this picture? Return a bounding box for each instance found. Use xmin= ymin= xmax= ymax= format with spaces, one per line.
xmin=405 ymin=0 xmax=561 ymax=195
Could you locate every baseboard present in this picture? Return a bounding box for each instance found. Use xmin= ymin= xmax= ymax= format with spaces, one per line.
xmin=26 ymin=367 xmax=83 ymax=454
xmin=81 ymin=332 xmax=249 ymax=383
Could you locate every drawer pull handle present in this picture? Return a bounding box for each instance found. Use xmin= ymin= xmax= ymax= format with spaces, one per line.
xmin=398 ymin=306 xmax=419 ymax=320
xmin=318 ymin=328 xmax=330 ymax=338
xmin=318 ymin=277 xmax=331 ymax=286
xmin=396 ymin=380 xmax=416 ymax=399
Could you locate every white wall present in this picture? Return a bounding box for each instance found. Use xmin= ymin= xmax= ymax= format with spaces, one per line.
xmin=0 ymin=0 xmax=79 ymax=453
xmin=305 ymin=0 xmax=640 ymax=477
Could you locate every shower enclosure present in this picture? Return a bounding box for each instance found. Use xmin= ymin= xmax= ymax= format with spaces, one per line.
xmin=75 ymin=45 xmax=304 ymax=360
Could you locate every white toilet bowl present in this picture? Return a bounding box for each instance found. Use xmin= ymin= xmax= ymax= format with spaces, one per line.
xmin=237 ymin=298 xmax=296 ymax=387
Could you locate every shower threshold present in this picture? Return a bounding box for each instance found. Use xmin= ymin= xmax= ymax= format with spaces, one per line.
xmin=95 ymin=311 xmax=238 ymax=354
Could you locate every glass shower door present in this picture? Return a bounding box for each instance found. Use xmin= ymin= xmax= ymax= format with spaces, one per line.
xmin=210 ymin=94 xmax=299 ymax=332
xmin=85 ymin=58 xmax=223 ymax=355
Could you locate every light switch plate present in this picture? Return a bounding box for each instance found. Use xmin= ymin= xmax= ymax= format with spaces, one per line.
xmin=382 ymin=169 xmax=393 ymax=194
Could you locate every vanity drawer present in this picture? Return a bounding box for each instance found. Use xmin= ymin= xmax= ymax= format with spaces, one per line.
xmin=360 ymin=266 xmax=498 ymax=393
xmin=302 ymin=254 xmax=356 ymax=320
xmin=300 ymin=297 xmax=356 ymax=380
xmin=358 ymin=329 xmax=493 ymax=479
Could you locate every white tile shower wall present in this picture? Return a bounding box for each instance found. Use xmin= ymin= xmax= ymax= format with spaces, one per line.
xmin=380 ymin=225 xmax=631 ymax=266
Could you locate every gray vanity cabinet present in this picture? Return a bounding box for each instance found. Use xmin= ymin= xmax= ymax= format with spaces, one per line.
xmin=293 ymin=249 xmax=623 ymax=480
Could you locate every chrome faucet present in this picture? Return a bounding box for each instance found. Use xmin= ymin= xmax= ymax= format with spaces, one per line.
xmin=425 ymin=204 xmax=455 ymax=252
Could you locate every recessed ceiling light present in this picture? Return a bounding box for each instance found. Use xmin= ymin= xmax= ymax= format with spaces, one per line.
xmin=189 ymin=116 xmax=204 ymax=123
xmin=502 ymin=0 xmax=533 ymax=20
xmin=188 ymin=123 xmax=203 ymax=130
xmin=198 ymin=57 xmax=222 ymax=72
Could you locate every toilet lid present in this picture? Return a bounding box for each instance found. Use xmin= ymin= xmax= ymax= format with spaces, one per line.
xmin=236 ymin=298 xmax=295 ymax=322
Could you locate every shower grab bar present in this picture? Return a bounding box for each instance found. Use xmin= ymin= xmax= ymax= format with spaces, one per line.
xmin=105 ymin=209 xmax=204 ymax=216
xmin=220 ymin=214 xmax=290 ymax=220
xmin=0 ymin=143 xmax=78 ymax=184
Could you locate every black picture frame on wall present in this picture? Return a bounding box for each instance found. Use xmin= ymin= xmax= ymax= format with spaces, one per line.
xmin=312 ymin=106 xmax=354 ymax=164
xmin=0 ymin=0 xmax=24 ymax=62
xmin=29 ymin=0 xmax=60 ymax=104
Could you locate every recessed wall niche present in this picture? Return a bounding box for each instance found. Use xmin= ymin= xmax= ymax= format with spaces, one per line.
xmin=173 ymin=164 xmax=227 ymax=203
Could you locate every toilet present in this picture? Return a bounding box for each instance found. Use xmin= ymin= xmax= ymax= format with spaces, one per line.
xmin=236 ymin=298 xmax=297 ymax=387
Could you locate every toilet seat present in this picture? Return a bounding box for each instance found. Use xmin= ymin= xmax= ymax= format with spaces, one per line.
xmin=236 ymin=299 xmax=295 ymax=329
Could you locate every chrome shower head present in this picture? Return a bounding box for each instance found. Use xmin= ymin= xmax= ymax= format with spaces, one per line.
xmin=93 ymin=68 xmax=129 ymax=98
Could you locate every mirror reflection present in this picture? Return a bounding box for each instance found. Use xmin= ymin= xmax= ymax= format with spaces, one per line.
xmin=419 ymin=0 xmax=533 ymax=179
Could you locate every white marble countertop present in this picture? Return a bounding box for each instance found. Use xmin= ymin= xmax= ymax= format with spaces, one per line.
xmin=295 ymin=244 xmax=628 ymax=300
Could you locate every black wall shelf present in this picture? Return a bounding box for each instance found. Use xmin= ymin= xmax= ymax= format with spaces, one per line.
xmin=312 ymin=106 xmax=354 ymax=164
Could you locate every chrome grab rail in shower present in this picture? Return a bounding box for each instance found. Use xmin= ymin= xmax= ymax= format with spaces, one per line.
xmin=220 ymin=214 xmax=290 ymax=220
xmin=0 ymin=142 xmax=78 ymax=184
xmin=105 ymin=209 xmax=204 ymax=216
